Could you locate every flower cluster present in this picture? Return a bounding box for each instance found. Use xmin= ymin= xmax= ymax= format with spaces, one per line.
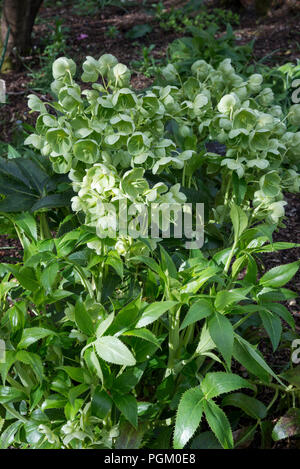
xmin=25 ymin=54 xmax=300 ymax=252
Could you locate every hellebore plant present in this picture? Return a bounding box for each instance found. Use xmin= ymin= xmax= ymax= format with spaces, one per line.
xmin=0 ymin=51 xmax=299 ymax=449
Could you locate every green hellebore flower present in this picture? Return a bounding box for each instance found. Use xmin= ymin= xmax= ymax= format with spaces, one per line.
xmin=98 ymin=54 xmax=118 ymax=76
xmin=52 ymin=57 xmax=76 ymax=80
xmin=161 ymin=64 xmax=178 ymax=82
xmin=108 ymin=63 xmax=131 ymax=87
xmin=247 ymin=73 xmax=263 ymax=93
xmin=217 ymin=94 xmax=237 ymax=114
xmin=288 ymin=104 xmax=300 ymax=127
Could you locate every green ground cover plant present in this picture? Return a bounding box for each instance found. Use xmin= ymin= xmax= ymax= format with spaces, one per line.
xmin=0 ymin=34 xmax=300 ymax=449
xmin=153 ymin=1 xmax=240 ymax=34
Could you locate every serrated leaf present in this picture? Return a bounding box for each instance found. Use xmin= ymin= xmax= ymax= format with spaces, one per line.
xmin=122 ymin=328 xmax=161 ymax=347
xmin=230 ymin=203 xmax=248 ymax=244
xmin=200 ymin=372 xmax=254 ymax=400
xmin=259 ymin=310 xmax=282 ymax=352
xmin=91 ymin=386 xmax=112 ymax=419
xmin=112 ymin=392 xmax=138 ymax=429
xmin=16 ymin=350 xmax=44 ymax=383
xmin=18 ymin=327 xmax=56 ymax=349
xmin=75 ymin=300 xmax=94 ymax=336
xmin=136 ymin=301 xmax=178 ymax=328
xmin=180 ymin=299 xmax=213 ymax=331
xmin=208 ymin=313 xmax=234 ymax=368
xmin=259 ymin=261 xmax=300 ymax=288
xmin=173 ymin=386 xmax=204 ymax=449
xmin=265 ymin=303 xmax=295 ymax=330
xmin=40 ymin=262 xmax=59 ymax=292
xmin=96 ymin=313 xmax=114 ymax=338
xmin=203 ymin=399 xmax=234 ymax=449
xmin=233 ymin=335 xmax=282 ymax=384
xmin=0 ymin=386 xmax=27 ymax=404
xmin=95 ymin=336 xmax=136 ymax=366
xmin=181 ymin=266 xmax=219 ymax=294
xmin=222 ymin=393 xmax=267 ymax=420
xmin=214 ymin=289 xmax=248 ymax=311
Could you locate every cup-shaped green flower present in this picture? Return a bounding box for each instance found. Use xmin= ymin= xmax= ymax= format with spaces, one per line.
xmin=288 ymin=104 xmax=300 ymax=127
xmin=52 ymin=57 xmax=76 ymax=80
xmin=247 ymin=73 xmax=263 ymax=94
xmin=217 ymin=94 xmax=237 ymax=114
xmin=73 ymin=139 xmax=99 ymax=164
xmin=108 ymin=63 xmax=131 ymax=87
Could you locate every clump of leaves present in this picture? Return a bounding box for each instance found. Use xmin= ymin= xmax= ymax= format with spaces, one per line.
xmin=0 ymin=50 xmax=300 ymax=449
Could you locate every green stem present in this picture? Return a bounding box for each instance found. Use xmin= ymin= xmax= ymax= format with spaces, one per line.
xmin=39 ymin=212 xmax=51 ymax=239
xmin=166 ymin=305 xmax=181 ymax=376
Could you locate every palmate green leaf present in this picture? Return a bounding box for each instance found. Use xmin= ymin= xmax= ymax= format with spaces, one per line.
xmin=231 ymin=255 xmax=247 ymax=279
xmin=74 ymin=299 xmax=94 ymax=336
xmin=230 ymin=203 xmax=248 ymax=244
xmin=232 ymin=173 xmax=246 ymax=205
xmin=214 ymin=289 xmax=249 ymax=311
xmin=0 ymin=386 xmax=27 ymax=404
xmin=130 ymin=256 xmax=162 ymax=275
xmin=113 ymin=363 xmax=146 ymax=395
xmin=233 ymin=335 xmax=282 ymax=384
xmin=259 ymin=309 xmax=282 ymax=352
xmin=200 ymin=372 xmax=254 ymax=400
xmin=136 ymin=301 xmax=178 ymax=328
xmin=173 ymin=386 xmax=204 ymax=449
xmin=181 ymin=266 xmax=219 ymax=294
xmin=243 ymin=254 xmax=258 ymax=285
xmin=6 ymin=265 xmax=39 ymax=291
xmin=0 ymin=155 xmax=71 ymax=213
xmin=203 ymin=400 xmax=234 ymax=449
xmin=105 ymin=251 xmax=123 ymax=279
xmin=259 ymin=261 xmax=300 ymax=288
xmin=122 ymin=329 xmax=161 ymax=348
xmin=222 ymin=393 xmax=267 ymax=420
xmin=112 ymin=392 xmax=138 ymax=429
xmin=160 ymin=245 xmax=178 ymax=279
xmin=91 ymin=386 xmax=112 ymax=419
xmin=15 ymin=212 xmax=37 ymax=241
xmin=16 ymin=350 xmax=44 ymax=383
xmin=41 ymin=394 xmax=68 ymax=410
xmin=84 ymin=348 xmax=103 ymax=383
xmin=115 ymin=421 xmax=147 ymax=449
xmin=272 ymin=408 xmax=300 ymax=441
xmin=196 ymin=323 xmax=216 ymax=355
xmin=0 ymin=420 xmax=23 ymax=449
xmin=180 ymin=299 xmax=213 ymax=331
xmin=47 ymin=289 xmax=73 ymax=304
xmin=107 ymin=298 xmax=141 ymax=336
xmin=96 ymin=313 xmax=114 ymax=338
xmin=95 ymin=336 xmax=136 ymax=366
xmin=126 ymin=24 xmax=152 ymax=40
xmin=190 ymin=431 xmax=222 ymax=449
xmin=40 ymin=261 xmax=59 ymax=292
xmin=208 ymin=313 xmax=234 ymax=368
xmin=59 ymin=366 xmax=85 ymax=384
xmin=30 ymin=192 xmax=72 ymax=212
xmin=0 ymin=351 xmax=16 ymax=385
xmin=18 ymin=327 xmax=56 ymax=349
xmin=68 ymin=383 xmax=89 ymax=408
xmin=255 ymin=242 xmax=300 ymax=253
